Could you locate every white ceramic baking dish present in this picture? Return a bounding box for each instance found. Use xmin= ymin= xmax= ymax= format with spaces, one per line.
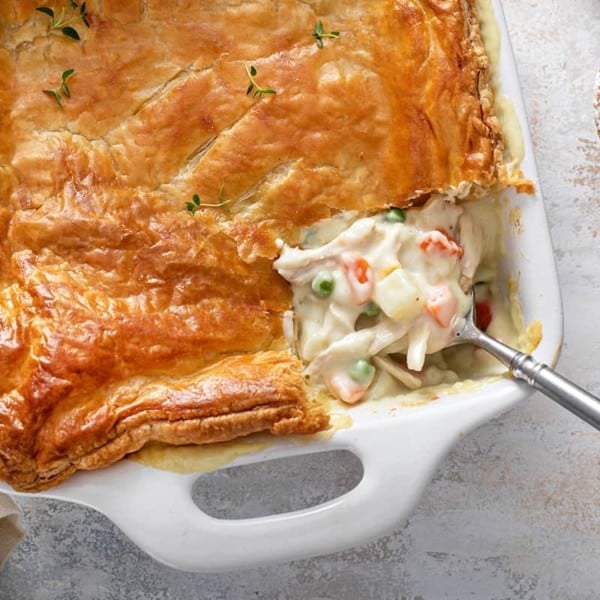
xmin=1 ymin=0 xmax=562 ymax=572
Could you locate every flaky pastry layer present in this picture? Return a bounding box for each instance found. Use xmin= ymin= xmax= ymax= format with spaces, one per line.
xmin=0 ymin=0 xmax=505 ymax=491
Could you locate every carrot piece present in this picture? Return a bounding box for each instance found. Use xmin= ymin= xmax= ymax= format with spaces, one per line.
xmin=341 ymin=254 xmax=374 ymax=305
xmin=353 ymin=257 xmax=370 ymax=284
xmin=475 ymin=300 xmax=493 ymax=331
xmin=325 ymin=372 xmax=368 ymax=404
xmin=425 ymin=285 xmax=458 ymax=328
xmin=419 ymin=229 xmax=464 ymax=258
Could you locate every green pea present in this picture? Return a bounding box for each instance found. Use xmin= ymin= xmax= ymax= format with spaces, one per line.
xmin=363 ymin=301 xmax=381 ymax=317
xmin=383 ymin=207 xmax=406 ymax=223
xmin=311 ymin=270 xmax=335 ymax=298
xmin=349 ymin=359 xmax=375 ymax=384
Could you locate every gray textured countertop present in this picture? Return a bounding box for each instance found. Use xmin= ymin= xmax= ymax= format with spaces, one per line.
xmin=1 ymin=1 xmax=599 ymax=598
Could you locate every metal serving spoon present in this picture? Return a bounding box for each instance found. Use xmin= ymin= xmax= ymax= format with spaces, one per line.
xmin=451 ymin=291 xmax=600 ymax=431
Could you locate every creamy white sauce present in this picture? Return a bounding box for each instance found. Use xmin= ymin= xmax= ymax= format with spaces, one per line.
xmin=476 ymin=0 xmax=526 ymax=168
xmin=274 ymin=196 xmax=516 ymax=405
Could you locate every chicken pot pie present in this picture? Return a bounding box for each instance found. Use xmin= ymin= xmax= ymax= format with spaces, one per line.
xmin=0 ymin=0 xmax=523 ymax=491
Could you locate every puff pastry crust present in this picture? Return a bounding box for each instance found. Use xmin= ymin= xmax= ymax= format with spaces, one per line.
xmin=0 ymin=0 xmax=505 ymax=491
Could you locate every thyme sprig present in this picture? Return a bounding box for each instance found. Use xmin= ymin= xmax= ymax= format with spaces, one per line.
xmin=36 ymin=1 xmax=90 ymax=40
xmin=245 ymin=65 xmax=276 ymax=99
xmin=312 ymin=21 xmax=339 ymax=48
xmin=186 ymin=188 xmax=231 ymax=215
xmin=43 ymin=68 xmax=75 ymax=107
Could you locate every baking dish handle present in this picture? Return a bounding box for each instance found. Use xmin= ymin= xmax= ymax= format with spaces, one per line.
xmin=67 ymin=411 xmax=472 ymax=572
xmin=35 ymin=382 xmax=531 ymax=572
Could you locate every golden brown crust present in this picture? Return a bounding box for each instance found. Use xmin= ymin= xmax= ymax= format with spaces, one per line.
xmin=0 ymin=0 xmax=506 ymax=491
xmin=13 ymin=351 xmax=327 ymax=491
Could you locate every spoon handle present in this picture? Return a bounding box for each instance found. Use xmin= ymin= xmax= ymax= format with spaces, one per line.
xmin=473 ymin=329 xmax=600 ymax=430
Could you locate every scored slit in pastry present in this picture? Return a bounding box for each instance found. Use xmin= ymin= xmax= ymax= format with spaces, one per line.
xmin=0 ymin=0 xmax=521 ymax=491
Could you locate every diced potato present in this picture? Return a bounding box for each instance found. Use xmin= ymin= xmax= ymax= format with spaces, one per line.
xmin=373 ymin=269 xmax=425 ymax=320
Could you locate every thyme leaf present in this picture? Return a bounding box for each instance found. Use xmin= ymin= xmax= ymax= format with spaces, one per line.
xmin=43 ymin=88 xmax=63 ymax=107
xmin=35 ymin=7 xmax=54 ymax=18
xmin=185 ymin=194 xmax=201 ymax=215
xmin=80 ymin=2 xmax=90 ymax=27
xmin=186 ymin=188 xmax=232 ymax=215
xmin=312 ymin=21 xmax=339 ymax=48
xmin=61 ymin=26 xmax=80 ymax=39
xmin=245 ymin=65 xmax=276 ymax=99
xmin=36 ymin=1 xmax=90 ymax=39
xmin=43 ymin=69 xmax=76 ymax=107
xmin=60 ymin=68 xmax=75 ymax=96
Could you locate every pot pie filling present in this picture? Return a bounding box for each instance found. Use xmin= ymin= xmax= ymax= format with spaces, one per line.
xmin=275 ymin=195 xmax=512 ymax=405
xmin=0 ymin=0 xmax=530 ymax=490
